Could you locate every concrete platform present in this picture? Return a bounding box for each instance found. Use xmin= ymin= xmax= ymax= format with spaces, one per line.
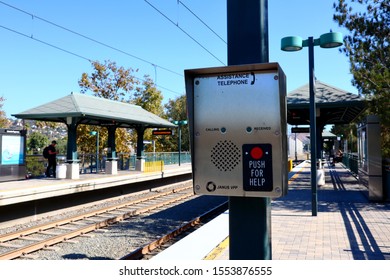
xmin=152 ymin=210 xmax=229 ymax=261
xmin=0 ymin=164 xmax=192 ymax=207
xmin=152 ymin=161 xmax=390 ymax=260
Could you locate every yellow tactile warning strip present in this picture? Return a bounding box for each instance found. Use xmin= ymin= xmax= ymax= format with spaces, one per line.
xmin=287 ymin=161 xmax=309 ymax=182
xmin=203 ymin=161 xmax=309 ymax=260
xmin=204 ymin=237 xmax=229 ymax=260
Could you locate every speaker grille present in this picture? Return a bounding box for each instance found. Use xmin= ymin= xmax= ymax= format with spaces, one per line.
xmin=210 ymin=140 xmax=241 ymax=171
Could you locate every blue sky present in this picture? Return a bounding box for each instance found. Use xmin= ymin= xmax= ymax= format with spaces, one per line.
xmin=0 ymin=0 xmax=356 ymax=118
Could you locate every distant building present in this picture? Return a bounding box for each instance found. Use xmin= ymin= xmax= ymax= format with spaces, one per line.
xmin=288 ymin=130 xmax=337 ymax=161
xmin=288 ymin=133 xmax=309 ymax=161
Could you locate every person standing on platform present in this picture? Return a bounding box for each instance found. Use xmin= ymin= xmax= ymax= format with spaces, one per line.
xmin=45 ymin=140 xmax=58 ymax=178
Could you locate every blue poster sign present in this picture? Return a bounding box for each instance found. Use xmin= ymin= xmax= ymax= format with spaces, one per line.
xmin=1 ymin=135 xmax=24 ymax=165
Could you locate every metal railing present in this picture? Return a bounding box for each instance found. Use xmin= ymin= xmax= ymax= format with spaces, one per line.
xmin=26 ymin=152 xmax=191 ymax=177
xmin=143 ymin=152 xmax=191 ymax=165
xmin=342 ymin=152 xmax=359 ymax=176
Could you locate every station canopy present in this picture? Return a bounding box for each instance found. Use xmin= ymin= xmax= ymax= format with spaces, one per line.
xmin=12 ymin=92 xmax=176 ymax=129
xmin=287 ymin=81 xmax=367 ymax=126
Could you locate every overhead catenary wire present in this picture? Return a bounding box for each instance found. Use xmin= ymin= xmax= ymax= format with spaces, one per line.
xmin=0 ymin=24 xmax=182 ymax=96
xmin=178 ymin=0 xmax=227 ymax=44
xmin=0 ymin=0 xmax=183 ymax=78
xmin=0 ymin=24 xmax=91 ymax=62
xmin=144 ymin=0 xmax=226 ymax=65
xmin=0 ymin=0 xmax=226 ymax=93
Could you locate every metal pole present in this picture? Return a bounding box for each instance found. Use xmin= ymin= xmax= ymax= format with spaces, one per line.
xmin=96 ymin=132 xmax=99 ymax=173
xmin=178 ymin=124 xmax=181 ymax=166
xmin=308 ymin=37 xmax=318 ymax=216
xmin=295 ymin=130 xmax=297 ymax=162
xmin=227 ymin=0 xmax=271 ymax=260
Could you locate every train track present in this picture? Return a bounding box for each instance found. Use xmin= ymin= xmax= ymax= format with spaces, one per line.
xmin=0 ymin=184 xmax=193 ymax=260
xmin=120 ymin=201 xmax=228 ymax=260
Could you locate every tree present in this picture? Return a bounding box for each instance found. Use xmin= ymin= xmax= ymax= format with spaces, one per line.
xmin=78 ymin=60 xmax=140 ymax=154
xmin=132 ymin=75 xmax=166 ymax=152
xmin=133 ymin=75 xmax=164 ymax=116
xmin=76 ymin=124 xmax=105 ymax=154
xmin=27 ymin=132 xmax=49 ymax=155
xmin=79 ymin=60 xmax=139 ymax=101
xmin=164 ymin=95 xmax=189 ymax=152
xmin=78 ymin=61 xmax=170 ymax=154
xmin=333 ymin=0 xmax=390 ymax=157
xmin=0 ymin=96 xmax=10 ymax=128
xmin=330 ymin=123 xmax=357 ymax=153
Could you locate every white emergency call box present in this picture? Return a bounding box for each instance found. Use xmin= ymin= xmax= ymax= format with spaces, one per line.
xmin=185 ymin=63 xmax=288 ymax=198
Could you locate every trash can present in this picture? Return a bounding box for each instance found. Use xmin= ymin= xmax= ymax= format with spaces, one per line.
xmin=57 ymin=164 xmax=66 ymax=179
xmin=317 ymin=169 xmax=325 ymax=186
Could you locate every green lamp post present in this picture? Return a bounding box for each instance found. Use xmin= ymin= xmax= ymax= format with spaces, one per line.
xmin=90 ymin=131 xmax=99 ymax=173
xmin=173 ymin=120 xmax=187 ymax=166
xmin=281 ymin=32 xmax=343 ymax=216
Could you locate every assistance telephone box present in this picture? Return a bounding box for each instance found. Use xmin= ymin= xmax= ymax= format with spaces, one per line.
xmin=185 ymin=63 xmax=288 ymax=198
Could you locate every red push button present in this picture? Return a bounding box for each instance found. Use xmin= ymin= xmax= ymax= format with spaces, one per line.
xmin=250 ymin=147 xmax=263 ymax=159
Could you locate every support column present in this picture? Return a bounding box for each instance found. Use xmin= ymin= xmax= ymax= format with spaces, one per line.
xmin=106 ymin=126 xmax=118 ymax=174
xmin=66 ymin=118 xmax=78 ymax=162
xmin=65 ymin=117 xmax=79 ymax=179
xmin=106 ymin=126 xmax=117 ymax=158
xmin=227 ymin=0 xmax=271 ymax=260
xmin=360 ymin=115 xmax=383 ymax=201
xmin=135 ymin=126 xmax=146 ymax=171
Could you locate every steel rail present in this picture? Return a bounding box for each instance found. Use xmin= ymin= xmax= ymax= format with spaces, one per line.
xmin=0 ymin=184 xmax=191 ymax=243
xmin=0 ymin=187 xmax=193 ymax=260
xmin=120 ymin=201 xmax=229 ymax=260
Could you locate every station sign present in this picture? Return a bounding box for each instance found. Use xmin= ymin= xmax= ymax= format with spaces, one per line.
xmin=152 ymin=130 xmax=172 ymax=136
xmin=291 ymin=127 xmax=310 ymax=133
xmin=185 ymin=63 xmax=288 ymax=198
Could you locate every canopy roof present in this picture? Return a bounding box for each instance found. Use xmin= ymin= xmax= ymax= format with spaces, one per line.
xmin=287 ymin=81 xmax=367 ymax=126
xmin=13 ymin=92 xmax=175 ymax=129
xmin=321 ymin=130 xmax=337 ymax=138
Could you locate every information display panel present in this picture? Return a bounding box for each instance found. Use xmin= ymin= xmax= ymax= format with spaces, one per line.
xmin=1 ymin=135 xmax=25 ymax=165
xmin=0 ymin=129 xmax=27 ymax=182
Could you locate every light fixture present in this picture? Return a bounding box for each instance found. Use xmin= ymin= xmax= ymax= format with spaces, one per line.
xmin=281 ymin=32 xmax=343 ymax=51
xmin=281 ymin=31 xmax=343 ymax=216
xmin=172 ymin=120 xmax=188 ymax=166
xmin=320 ymin=32 xmax=343 ymax=48
xmin=281 ymin=36 xmax=303 ymax=51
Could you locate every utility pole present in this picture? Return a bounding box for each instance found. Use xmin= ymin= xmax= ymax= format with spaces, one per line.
xmin=227 ymin=0 xmax=271 ymax=260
